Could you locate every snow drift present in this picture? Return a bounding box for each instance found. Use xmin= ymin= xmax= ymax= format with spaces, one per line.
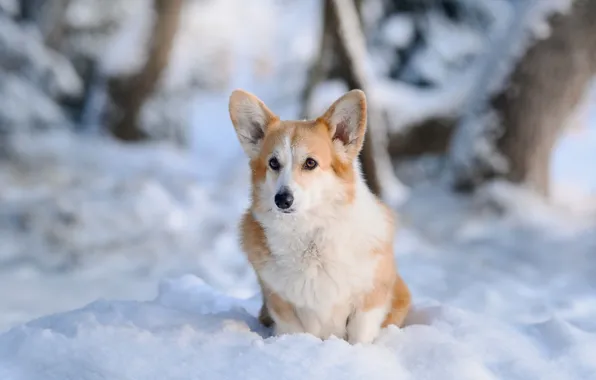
xmin=1 ymin=272 xmax=595 ymax=380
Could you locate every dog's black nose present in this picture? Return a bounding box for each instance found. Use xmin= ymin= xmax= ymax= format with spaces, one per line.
xmin=274 ymin=188 xmax=294 ymax=210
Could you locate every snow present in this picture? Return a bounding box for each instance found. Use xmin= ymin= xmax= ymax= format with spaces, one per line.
xmin=351 ymin=0 xmax=515 ymax=140
xmin=552 ymin=79 xmax=596 ymax=196
xmin=2 ymin=227 xmax=596 ymax=380
xmin=0 ymin=73 xmax=69 ymax=130
xmin=96 ymin=0 xmax=154 ymax=78
xmin=0 ymin=0 xmax=17 ymax=17
xmin=2 ymin=0 xmax=596 ymax=379
xmin=379 ymin=15 xmax=415 ymax=49
xmin=404 ymin=10 xmax=488 ymax=86
xmin=0 ymin=15 xmax=82 ymax=98
xmin=0 ymin=13 xmax=81 ymax=134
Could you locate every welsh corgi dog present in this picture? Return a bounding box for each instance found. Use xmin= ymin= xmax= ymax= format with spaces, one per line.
xmin=229 ymin=89 xmax=411 ymax=344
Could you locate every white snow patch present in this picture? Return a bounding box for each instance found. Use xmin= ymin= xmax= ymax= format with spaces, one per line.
xmin=0 ymin=0 xmax=17 ymax=17
xmin=0 ymin=74 xmax=69 ymax=129
xmin=371 ymin=75 xmax=474 ymax=134
xmin=406 ymin=11 xmax=487 ymax=86
xmin=98 ymin=0 xmax=154 ymax=77
xmin=379 ymin=15 xmax=415 ymax=49
xmin=1 ymin=270 xmax=595 ymax=380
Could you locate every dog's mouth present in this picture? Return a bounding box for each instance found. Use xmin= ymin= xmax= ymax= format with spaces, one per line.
xmin=273 ymin=206 xmax=296 ymax=214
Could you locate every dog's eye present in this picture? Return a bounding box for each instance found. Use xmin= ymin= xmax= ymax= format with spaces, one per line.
xmin=303 ymin=158 xmax=318 ymax=170
xmin=269 ymin=157 xmax=281 ymax=171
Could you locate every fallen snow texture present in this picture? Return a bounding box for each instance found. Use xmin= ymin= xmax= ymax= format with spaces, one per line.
xmin=2 ymin=252 xmax=596 ymax=380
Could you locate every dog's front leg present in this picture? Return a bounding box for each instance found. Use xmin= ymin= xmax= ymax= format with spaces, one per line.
xmin=273 ymin=311 xmax=304 ymax=336
xmin=262 ymin=285 xmax=304 ymax=336
xmin=347 ymin=274 xmax=411 ymax=344
xmin=346 ymin=302 xmax=389 ymax=345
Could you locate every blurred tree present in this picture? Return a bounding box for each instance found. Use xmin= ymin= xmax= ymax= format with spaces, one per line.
xmin=449 ymin=0 xmax=596 ymax=196
xmin=18 ymin=0 xmax=70 ymax=49
xmin=0 ymin=3 xmax=82 ymax=158
xmin=42 ymin=0 xmax=70 ymax=50
xmin=107 ymin=0 xmax=182 ymax=141
xmin=302 ymin=0 xmax=405 ymax=201
xmin=304 ymin=0 xmax=596 ymax=199
xmin=17 ymin=0 xmax=38 ymax=21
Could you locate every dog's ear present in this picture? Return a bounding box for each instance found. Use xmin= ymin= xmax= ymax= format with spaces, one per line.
xmin=319 ymin=89 xmax=367 ymax=161
xmin=229 ymin=89 xmax=277 ymax=159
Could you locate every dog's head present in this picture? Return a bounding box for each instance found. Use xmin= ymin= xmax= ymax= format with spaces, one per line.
xmin=229 ymin=89 xmax=367 ymax=216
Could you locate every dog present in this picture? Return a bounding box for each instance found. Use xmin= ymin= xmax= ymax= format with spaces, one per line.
xmin=229 ymin=89 xmax=411 ymax=344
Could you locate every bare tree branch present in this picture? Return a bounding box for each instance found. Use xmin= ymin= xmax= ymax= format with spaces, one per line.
xmin=449 ymin=0 xmax=596 ymax=196
xmin=303 ymin=0 xmax=406 ymax=203
xmin=108 ymin=0 xmax=183 ymax=141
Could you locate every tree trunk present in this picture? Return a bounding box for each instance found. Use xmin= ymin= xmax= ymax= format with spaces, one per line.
xmin=448 ymin=0 xmax=596 ymax=196
xmin=302 ymin=0 xmax=406 ymax=202
xmin=107 ymin=0 xmax=183 ymax=141
xmin=299 ymin=0 xmax=335 ymax=120
xmin=491 ymin=0 xmax=596 ymax=196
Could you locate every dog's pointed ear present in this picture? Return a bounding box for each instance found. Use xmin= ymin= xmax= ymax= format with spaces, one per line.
xmin=319 ymin=89 xmax=367 ymax=161
xmin=229 ymin=89 xmax=277 ymax=159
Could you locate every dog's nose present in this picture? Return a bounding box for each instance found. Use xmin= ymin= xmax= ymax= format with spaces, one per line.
xmin=274 ymin=188 xmax=294 ymax=210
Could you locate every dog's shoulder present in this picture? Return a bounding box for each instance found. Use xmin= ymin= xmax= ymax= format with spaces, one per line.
xmin=240 ymin=210 xmax=270 ymax=269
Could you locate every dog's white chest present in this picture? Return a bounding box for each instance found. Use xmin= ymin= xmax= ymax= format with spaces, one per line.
xmin=261 ymin=227 xmax=376 ymax=311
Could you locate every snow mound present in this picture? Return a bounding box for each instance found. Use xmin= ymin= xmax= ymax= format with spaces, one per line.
xmin=1 ymin=274 xmax=595 ymax=380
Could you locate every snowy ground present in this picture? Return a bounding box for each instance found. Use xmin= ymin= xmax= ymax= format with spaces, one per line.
xmin=2 ymin=171 xmax=596 ymax=379
xmin=2 ymin=0 xmax=596 ymax=379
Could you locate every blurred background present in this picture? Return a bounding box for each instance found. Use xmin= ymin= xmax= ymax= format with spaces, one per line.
xmin=0 ymin=0 xmax=595 ymax=332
